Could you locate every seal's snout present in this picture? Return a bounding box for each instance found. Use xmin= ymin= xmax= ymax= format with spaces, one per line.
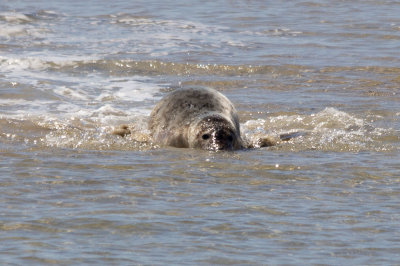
xmin=214 ymin=130 xmax=234 ymax=151
xmin=198 ymin=128 xmax=235 ymax=151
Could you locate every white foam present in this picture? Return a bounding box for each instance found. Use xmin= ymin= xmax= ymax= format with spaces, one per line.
xmin=240 ymin=107 xmax=382 ymax=151
xmin=0 ymin=12 xmax=31 ymax=23
xmin=0 ymin=12 xmax=50 ymax=38
xmin=0 ymin=26 xmax=26 ymax=37
xmin=0 ymin=56 xmax=165 ymax=125
xmin=53 ymin=86 xmax=90 ymax=101
xmin=105 ymin=80 xmax=161 ymax=103
xmin=0 ymin=57 xmax=50 ymax=71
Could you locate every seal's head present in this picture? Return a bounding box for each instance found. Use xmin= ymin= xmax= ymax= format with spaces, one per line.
xmin=189 ymin=114 xmax=241 ymax=151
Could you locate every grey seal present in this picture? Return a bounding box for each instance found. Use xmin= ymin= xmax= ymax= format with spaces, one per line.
xmin=148 ymin=87 xmax=242 ymax=150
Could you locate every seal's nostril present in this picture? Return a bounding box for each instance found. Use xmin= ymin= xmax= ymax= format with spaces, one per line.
xmin=202 ymin=134 xmax=210 ymax=140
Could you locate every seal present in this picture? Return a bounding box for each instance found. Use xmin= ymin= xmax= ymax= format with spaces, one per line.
xmin=112 ymin=87 xmax=303 ymax=149
xmin=148 ymin=87 xmax=242 ymax=150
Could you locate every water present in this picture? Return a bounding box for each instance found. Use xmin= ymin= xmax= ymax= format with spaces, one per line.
xmin=1 ymin=0 xmax=400 ymax=265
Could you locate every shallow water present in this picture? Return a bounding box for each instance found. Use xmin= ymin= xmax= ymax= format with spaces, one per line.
xmin=1 ymin=0 xmax=400 ymax=265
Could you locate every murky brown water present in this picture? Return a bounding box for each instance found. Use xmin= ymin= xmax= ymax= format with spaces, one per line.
xmin=1 ymin=0 xmax=400 ymax=265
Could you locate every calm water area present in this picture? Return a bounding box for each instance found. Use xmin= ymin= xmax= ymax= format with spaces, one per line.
xmin=1 ymin=0 xmax=400 ymax=265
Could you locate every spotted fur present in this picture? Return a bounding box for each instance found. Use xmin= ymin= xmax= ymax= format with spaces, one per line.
xmin=148 ymin=87 xmax=242 ymax=150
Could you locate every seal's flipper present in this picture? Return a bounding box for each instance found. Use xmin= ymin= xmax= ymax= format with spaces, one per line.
xmin=112 ymin=125 xmax=131 ymax=137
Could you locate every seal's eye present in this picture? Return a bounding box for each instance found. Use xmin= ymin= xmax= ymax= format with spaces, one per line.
xmin=202 ymin=134 xmax=210 ymax=140
xmin=228 ymin=135 xmax=233 ymax=142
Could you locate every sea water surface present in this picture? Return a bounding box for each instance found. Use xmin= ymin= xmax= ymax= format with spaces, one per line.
xmin=1 ymin=0 xmax=400 ymax=265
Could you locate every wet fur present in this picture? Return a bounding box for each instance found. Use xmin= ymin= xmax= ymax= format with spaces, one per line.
xmin=148 ymin=87 xmax=242 ymax=150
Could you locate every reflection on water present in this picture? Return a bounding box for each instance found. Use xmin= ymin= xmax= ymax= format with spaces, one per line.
xmin=1 ymin=0 xmax=400 ymax=265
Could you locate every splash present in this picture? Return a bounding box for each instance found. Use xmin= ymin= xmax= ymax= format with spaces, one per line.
xmin=1 ymin=107 xmax=396 ymax=152
xmin=241 ymin=108 xmax=396 ymax=152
